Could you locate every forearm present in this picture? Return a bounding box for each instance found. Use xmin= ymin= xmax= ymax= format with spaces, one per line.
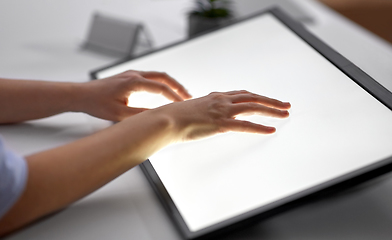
xmin=0 ymin=71 xmax=193 ymax=124
xmin=0 ymin=78 xmax=84 ymax=124
xmin=0 ymin=90 xmax=291 ymax=236
xmin=0 ymin=109 xmax=175 ymax=235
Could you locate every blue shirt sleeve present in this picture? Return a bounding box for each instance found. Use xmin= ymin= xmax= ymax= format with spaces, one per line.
xmin=0 ymin=136 xmax=28 ymax=219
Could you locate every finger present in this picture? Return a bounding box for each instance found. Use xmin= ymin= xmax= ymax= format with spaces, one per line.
xmin=224 ymin=90 xmax=250 ymax=95
xmin=229 ymin=102 xmax=290 ymax=118
xmin=138 ymin=71 xmax=192 ymax=99
xmin=222 ymin=119 xmax=276 ymax=134
xmin=135 ymin=78 xmax=184 ymax=102
xmin=230 ymin=93 xmax=291 ymax=110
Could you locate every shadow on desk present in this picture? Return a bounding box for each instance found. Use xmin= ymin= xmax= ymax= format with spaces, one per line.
xmin=0 ymin=113 xmax=98 ymax=155
xmin=217 ymin=173 xmax=392 ymax=240
xmin=5 ymin=193 xmax=149 ymax=240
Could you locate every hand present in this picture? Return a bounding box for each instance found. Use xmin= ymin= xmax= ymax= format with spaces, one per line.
xmin=79 ymin=70 xmax=192 ymax=121
xmin=0 ymin=90 xmax=289 ymax=235
xmin=156 ymin=90 xmax=291 ymax=142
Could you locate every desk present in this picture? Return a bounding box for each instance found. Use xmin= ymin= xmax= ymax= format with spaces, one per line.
xmin=1 ymin=0 xmax=392 ymax=239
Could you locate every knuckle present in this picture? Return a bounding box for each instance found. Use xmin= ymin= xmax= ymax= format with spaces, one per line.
xmin=247 ymin=94 xmax=258 ymax=102
xmin=121 ymin=70 xmax=136 ymax=77
xmin=209 ymin=92 xmax=225 ymax=98
xmin=158 ymin=83 xmax=169 ymax=90
xmin=245 ymin=102 xmax=256 ymax=108
xmin=159 ymin=71 xmax=169 ymax=77
xmin=211 ymin=101 xmax=226 ymax=109
xmin=117 ymin=71 xmax=139 ymax=82
xmin=210 ymin=102 xmax=231 ymax=118
xmin=130 ymin=77 xmax=144 ymax=86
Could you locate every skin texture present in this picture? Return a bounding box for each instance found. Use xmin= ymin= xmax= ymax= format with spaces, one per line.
xmin=0 ymin=71 xmax=290 ymax=236
xmin=0 ymin=70 xmax=192 ymax=123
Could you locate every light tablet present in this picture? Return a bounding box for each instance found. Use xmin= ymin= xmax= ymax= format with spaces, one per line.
xmin=92 ymin=8 xmax=392 ymax=240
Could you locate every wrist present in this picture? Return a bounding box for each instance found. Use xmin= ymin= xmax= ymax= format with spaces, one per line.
xmin=117 ymin=109 xmax=178 ymax=162
xmin=66 ymin=82 xmax=90 ymax=113
xmin=151 ymin=103 xmax=190 ymax=143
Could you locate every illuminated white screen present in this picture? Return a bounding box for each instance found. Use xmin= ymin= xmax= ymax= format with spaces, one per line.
xmin=96 ymin=14 xmax=392 ymax=232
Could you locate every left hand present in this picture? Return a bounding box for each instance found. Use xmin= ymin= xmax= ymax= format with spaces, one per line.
xmin=78 ymin=70 xmax=192 ymax=121
xmin=154 ymin=90 xmax=291 ymax=142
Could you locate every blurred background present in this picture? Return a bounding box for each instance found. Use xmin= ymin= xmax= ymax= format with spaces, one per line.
xmin=320 ymin=0 xmax=392 ymax=43
xmin=1 ymin=0 xmax=391 ymax=82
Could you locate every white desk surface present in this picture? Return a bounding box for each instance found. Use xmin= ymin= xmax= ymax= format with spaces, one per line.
xmin=1 ymin=0 xmax=392 ymax=239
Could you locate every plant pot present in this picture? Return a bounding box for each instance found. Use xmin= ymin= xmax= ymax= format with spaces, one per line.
xmin=188 ymin=14 xmax=232 ymax=38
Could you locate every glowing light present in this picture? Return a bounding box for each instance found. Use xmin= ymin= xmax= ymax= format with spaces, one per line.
xmin=127 ymin=91 xmax=172 ymax=109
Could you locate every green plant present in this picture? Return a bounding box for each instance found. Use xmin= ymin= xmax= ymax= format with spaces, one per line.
xmin=190 ymin=0 xmax=233 ymax=18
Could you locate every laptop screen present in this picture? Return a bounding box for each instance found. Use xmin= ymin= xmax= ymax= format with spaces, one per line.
xmin=95 ymin=13 xmax=392 ymax=233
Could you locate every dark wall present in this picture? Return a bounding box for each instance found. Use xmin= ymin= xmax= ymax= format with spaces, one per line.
xmin=320 ymin=0 xmax=392 ymax=44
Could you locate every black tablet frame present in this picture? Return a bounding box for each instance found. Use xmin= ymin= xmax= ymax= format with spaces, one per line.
xmin=91 ymin=8 xmax=392 ymax=240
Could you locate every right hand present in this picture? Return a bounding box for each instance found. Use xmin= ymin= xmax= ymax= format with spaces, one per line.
xmin=78 ymin=70 xmax=192 ymax=121
xmin=155 ymin=90 xmax=291 ymax=142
